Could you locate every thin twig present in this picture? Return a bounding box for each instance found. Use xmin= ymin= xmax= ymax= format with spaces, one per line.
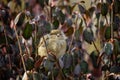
xmin=14 ymin=24 xmax=27 ymax=72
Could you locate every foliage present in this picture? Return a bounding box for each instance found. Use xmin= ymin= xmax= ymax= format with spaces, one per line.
xmin=0 ymin=0 xmax=120 ymax=80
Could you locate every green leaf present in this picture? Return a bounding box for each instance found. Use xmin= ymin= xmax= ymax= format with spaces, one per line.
xmin=52 ymin=68 xmax=59 ymax=78
xmin=104 ymin=42 xmax=113 ymax=55
xmin=114 ymin=0 xmax=120 ymax=14
xmin=33 ymin=72 xmax=41 ymax=80
xmin=90 ymin=50 xmax=99 ymax=68
xmin=80 ymin=60 xmax=88 ymax=74
xmin=25 ymin=57 xmax=34 ymax=70
xmin=0 ymin=34 xmax=14 ymax=45
xmin=65 ymin=5 xmax=72 ymax=14
xmin=53 ymin=19 xmax=59 ymax=29
xmin=113 ymin=39 xmax=120 ymax=55
xmin=62 ymin=53 xmax=73 ymax=69
xmin=110 ymin=65 xmax=120 ymax=73
xmin=58 ymin=10 xmax=65 ymax=24
xmin=44 ymin=59 xmax=54 ymax=71
xmin=22 ymin=22 xmax=33 ymax=40
xmin=83 ymin=28 xmax=94 ymax=44
xmin=105 ymin=26 xmax=111 ymax=40
xmin=101 ymin=3 xmax=108 ymax=16
xmin=44 ymin=22 xmax=51 ymax=33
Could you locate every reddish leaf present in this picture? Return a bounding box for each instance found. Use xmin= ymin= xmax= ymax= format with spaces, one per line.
xmin=34 ymin=56 xmax=45 ymax=69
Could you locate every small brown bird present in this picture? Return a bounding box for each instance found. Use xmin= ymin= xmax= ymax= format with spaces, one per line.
xmin=38 ymin=29 xmax=67 ymax=58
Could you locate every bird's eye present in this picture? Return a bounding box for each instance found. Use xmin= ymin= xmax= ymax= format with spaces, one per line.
xmin=57 ymin=34 xmax=60 ymax=37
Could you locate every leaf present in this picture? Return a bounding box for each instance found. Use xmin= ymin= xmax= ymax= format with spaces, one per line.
xmin=62 ymin=53 xmax=73 ymax=69
xmin=88 ymin=7 xmax=95 ymax=17
xmin=104 ymin=42 xmax=113 ymax=55
xmin=0 ymin=34 xmax=14 ymax=45
xmin=78 ymin=4 xmax=86 ymax=14
xmin=14 ymin=12 xmax=22 ymax=25
xmin=113 ymin=15 xmax=120 ymax=31
xmin=38 ymin=0 xmax=45 ymax=8
xmin=101 ymin=65 xmax=109 ymax=71
xmin=22 ymin=22 xmax=33 ymax=40
xmin=74 ymin=64 xmax=81 ymax=76
xmin=65 ymin=5 xmax=72 ymax=14
xmin=105 ymin=26 xmax=111 ymax=40
xmin=66 ymin=18 xmax=73 ymax=27
xmin=17 ymin=13 xmax=25 ymax=26
xmin=101 ymin=3 xmax=108 ymax=16
xmin=113 ymin=39 xmax=120 ymax=55
xmin=80 ymin=60 xmax=88 ymax=74
xmin=53 ymin=19 xmax=59 ymax=29
xmin=110 ymin=65 xmax=120 ymax=73
xmin=83 ymin=28 xmax=94 ymax=44
xmin=52 ymin=68 xmax=59 ymax=78
xmin=65 ymin=27 xmax=74 ymax=36
xmin=75 ymin=21 xmax=83 ymax=40
xmin=90 ymin=51 xmax=99 ymax=68
xmin=25 ymin=57 xmax=34 ymax=70
xmin=43 ymin=59 xmax=54 ymax=71
xmin=14 ymin=12 xmax=25 ymax=26
xmin=44 ymin=22 xmax=51 ymax=33
xmin=106 ymin=0 xmax=112 ymax=5
xmin=58 ymin=10 xmax=66 ymax=24
xmin=114 ymin=0 xmax=120 ymax=14
xmin=33 ymin=72 xmax=41 ymax=80
xmin=34 ymin=56 xmax=45 ymax=69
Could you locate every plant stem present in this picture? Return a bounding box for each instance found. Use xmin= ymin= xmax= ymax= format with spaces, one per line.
xmin=24 ymin=40 xmax=30 ymax=56
xmin=111 ymin=2 xmax=114 ymax=39
xmin=92 ymin=41 xmax=100 ymax=54
xmin=14 ymin=25 xmax=27 ymax=72
xmin=105 ymin=16 xmax=109 ymax=25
